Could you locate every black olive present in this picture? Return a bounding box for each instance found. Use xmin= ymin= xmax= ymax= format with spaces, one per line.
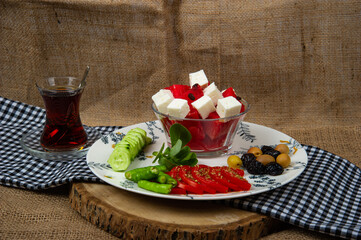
xmin=261 ymin=145 xmax=281 ymax=159
xmin=261 ymin=145 xmax=274 ymax=153
xmin=246 ymin=160 xmax=266 ymax=175
xmin=265 ymin=162 xmax=284 ymax=176
xmin=241 ymin=153 xmax=265 ymax=175
xmin=241 ymin=153 xmax=256 ymax=169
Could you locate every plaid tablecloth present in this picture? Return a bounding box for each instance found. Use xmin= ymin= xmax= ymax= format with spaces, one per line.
xmin=1 ymin=96 xmax=360 ymax=239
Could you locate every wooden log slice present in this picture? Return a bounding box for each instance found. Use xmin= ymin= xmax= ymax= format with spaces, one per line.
xmin=70 ymin=182 xmax=285 ymax=240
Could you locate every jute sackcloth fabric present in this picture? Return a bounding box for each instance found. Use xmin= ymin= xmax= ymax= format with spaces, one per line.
xmin=0 ymin=0 xmax=360 ymax=239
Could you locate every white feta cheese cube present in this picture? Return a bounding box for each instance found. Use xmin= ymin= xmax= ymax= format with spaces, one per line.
xmin=191 ymin=95 xmax=216 ymax=119
xmin=167 ymin=99 xmax=190 ymax=118
xmin=203 ymin=82 xmax=223 ymax=105
xmin=159 ymin=89 xmax=173 ymax=98
xmin=189 ymin=70 xmax=209 ymax=89
xmin=216 ymin=96 xmax=242 ymax=118
xmin=152 ymin=89 xmax=174 ymax=114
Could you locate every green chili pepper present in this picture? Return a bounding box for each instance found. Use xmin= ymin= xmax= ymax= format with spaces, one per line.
xmin=125 ymin=166 xmax=160 ymax=182
xmin=153 ymin=164 xmax=168 ymax=172
xmin=137 ymin=180 xmax=173 ymax=194
xmin=156 ymin=173 xmax=167 ymax=184
xmin=158 ymin=172 xmax=177 ymax=186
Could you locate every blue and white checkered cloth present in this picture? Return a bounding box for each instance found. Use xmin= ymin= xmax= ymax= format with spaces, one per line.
xmin=0 ymin=96 xmax=117 ymax=189
xmin=1 ymin=96 xmax=360 ymax=239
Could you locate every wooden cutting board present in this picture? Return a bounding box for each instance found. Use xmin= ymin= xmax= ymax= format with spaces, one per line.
xmin=70 ymin=182 xmax=285 ymax=239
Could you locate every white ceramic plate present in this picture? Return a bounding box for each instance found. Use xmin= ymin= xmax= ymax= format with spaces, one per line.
xmin=87 ymin=121 xmax=307 ymax=200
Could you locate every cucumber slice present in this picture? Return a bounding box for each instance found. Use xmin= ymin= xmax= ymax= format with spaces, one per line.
xmin=107 ymin=147 xmax=131 ymax=171
xmin=114 ymin=142 xmax=130 ymax=150
xmin=107 ymin=127 xmax=151 ymax=171
xmin=124 ymin=132 xmax=143 ymax=150
xmin=131 ymin=127 xmax=147 ymax=136
xmin=145 ymin=136 xmax=152 ymax=145
xmin=123 ymin=137 xmax=139 ymax=158
xmin=131 ymin=128 xmax=147 ymax=143
xmin=126 ymin=131 xmax=145 ymax=147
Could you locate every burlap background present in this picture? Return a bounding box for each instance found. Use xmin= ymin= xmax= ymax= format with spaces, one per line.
xmin=0 ymin=0 xmax=360 ymax=239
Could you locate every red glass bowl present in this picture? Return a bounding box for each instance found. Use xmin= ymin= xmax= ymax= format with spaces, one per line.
xmin=151 ymin=99 xmax=250 ymax=157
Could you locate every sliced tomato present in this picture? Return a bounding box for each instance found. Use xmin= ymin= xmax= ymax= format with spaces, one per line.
xmin=217 ymin=166 xmax=245 ymax=177
xmin=166 ymin=167 xmax=181 ymax=181
xmin=167 ymin=166 xmax=204 ymax=194
xmin=232 ymin=168 xmax=245 ymax=177
xmin=178 ymin=166 xmax=200 ymax=189
xmin=167 ymin=165 xmax=251 ymax=195
xmin=179 ymin=166 xmax=216 ymax=194
xmin=191 ymin=165 xmax=229 ymax=193
xmin=209 ymin=167 xmax=242 ymax=191
xmin=221 ymin=168 xmax=251 ymax=191
xmin=170 ymin=187 xmax=187 ymax=194
xmin=177 ymin=182 xmax=203 ymax=194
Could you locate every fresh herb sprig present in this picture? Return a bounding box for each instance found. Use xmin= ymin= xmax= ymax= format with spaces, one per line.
xmin=152 ymin=123 xmax=198 ymax=170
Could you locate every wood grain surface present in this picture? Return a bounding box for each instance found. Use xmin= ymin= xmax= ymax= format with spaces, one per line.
xmin=70 ymin=182 xmax=285 ymax=240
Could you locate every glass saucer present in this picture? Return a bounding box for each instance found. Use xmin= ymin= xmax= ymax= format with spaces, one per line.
xmin=20 ymin=126 xmax=102 ymax=161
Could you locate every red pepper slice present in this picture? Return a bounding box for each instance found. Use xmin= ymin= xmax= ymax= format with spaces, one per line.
xmin=191 ymin=165 xmax=229 ymax=193
xmin=179 ymin=166 xmax=216 ymax=194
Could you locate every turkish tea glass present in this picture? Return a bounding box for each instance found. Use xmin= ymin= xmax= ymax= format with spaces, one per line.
xmin=36 ymin=77 xmax=87 ymax=151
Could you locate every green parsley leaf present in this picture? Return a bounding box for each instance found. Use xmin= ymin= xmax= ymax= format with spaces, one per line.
xmin=169 ymin=123 xmax=192 ymax=147
xmin=170 ymin=139 xmax=182 ymax=157
xmin=152 ymin=123 xmax=198 ymax=170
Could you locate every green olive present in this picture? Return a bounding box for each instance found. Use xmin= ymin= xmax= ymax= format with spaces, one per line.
xmin=275 ymin=144 xmax=289 ymax=154
xmin=256 ymin=154 xmax=275 ymax=166
xmin=227 ymin=155 xmax=243 ymax=168
xmin=276 ymin=153 xmax=291 ymax=168
xmin=247 ymin=147 xmax=263 ymax=157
